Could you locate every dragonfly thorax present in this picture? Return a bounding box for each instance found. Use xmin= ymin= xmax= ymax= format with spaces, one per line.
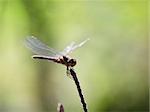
xmin=62 ymin=56 xmax=76 ymax=67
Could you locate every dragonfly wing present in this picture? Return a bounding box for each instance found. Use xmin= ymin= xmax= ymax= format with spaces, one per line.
xmin=61 ymin=38 xmax=90 ymax=55
xmin=71 ymin=38 xmax=90 ymax=51
xmin=25 ymin=36 xmax=61 ymax=57
xmin=61 ymin=41 xmax=75 ymax=55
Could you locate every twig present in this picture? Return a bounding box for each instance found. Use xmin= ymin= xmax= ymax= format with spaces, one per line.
xmin=70 ymin=68 xmax=88 ymax=112
xmin=57 ymin=103 xmax=64 ymax=112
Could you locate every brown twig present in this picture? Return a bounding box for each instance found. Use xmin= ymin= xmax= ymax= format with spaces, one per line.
xmin=57 ymin=103 xmax=64 ymax=112
xmin=70 ymin=68 xmax=88 ymax=112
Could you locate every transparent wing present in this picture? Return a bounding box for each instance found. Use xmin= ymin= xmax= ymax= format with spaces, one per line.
xmin=61 ymin=38 xmax=90 ymax=55
xmin=61 ymin=41 xmax=75 ymax=55
xmin=25 ymin=36 xmax=62 ymax=57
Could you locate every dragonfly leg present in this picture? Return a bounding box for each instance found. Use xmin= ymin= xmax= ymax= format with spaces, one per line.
xmin=66 ymin=67 xmax=73 ymax=79
xmin=67 ymin=66 xmax=69 ymax=71
xmin=66 ymin=66 xmax=70 ymax=76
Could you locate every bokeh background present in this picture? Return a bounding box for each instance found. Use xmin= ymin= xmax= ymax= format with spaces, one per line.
xmin=0 ymin=0 xmax=148 ymax=112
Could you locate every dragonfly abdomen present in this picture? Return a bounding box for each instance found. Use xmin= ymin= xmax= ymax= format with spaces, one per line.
xmin=32 ymin=55 xmax=67 ymax=65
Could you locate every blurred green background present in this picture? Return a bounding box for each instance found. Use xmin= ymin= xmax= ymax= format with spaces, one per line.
xmin=0 ymin=0 xmax=148 ymax=112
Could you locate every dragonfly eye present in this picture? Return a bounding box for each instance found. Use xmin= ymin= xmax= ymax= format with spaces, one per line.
xmin=68 ymin=59 xmax=76 ymax=67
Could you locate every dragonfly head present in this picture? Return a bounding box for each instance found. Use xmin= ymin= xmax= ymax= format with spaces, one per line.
xmin=68 ymin=58 xmax=76 ymax=67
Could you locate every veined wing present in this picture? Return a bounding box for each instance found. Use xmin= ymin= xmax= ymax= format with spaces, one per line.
xmin=61 ymin=41 xmax=75 ymax=55
xmin=61 ymin=38 xmax=90 ymax=55
xmin=25 ymin=36 xmax=62 ymax=57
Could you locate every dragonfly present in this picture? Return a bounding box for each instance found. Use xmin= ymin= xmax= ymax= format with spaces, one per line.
xmin=25 ymin=36 xmax=89 ymax=77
